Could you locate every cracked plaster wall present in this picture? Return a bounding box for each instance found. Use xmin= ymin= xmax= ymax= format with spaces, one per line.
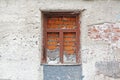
xmin=0 ymin=0 xmax=120 ymax=80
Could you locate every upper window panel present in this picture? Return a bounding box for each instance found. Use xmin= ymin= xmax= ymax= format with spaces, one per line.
xmin=47 ymin=16 xmax=77 ymax=29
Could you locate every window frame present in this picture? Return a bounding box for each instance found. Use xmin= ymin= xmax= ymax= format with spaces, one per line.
xmin=41 ymin=12 xmax=81 ymax=65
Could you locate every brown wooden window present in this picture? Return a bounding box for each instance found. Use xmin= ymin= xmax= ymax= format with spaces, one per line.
xmin=42 ymin=12 xmax=80 ymax=65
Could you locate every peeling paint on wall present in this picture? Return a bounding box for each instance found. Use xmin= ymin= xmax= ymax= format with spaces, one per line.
xmin=95 ymin=61 xmax=120 ymax=78
xmin=47 ymin=48 xmax=60 ymax=64
xmin=88 ymin=23 xmax=120 ymax=79
xmin=88 ymin=23 xmax=120 ymax=43
xmin=88 ymin=23 xmax=120 ymax=54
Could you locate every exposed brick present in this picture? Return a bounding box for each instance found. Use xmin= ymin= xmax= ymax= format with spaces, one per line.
xmin=88 ymin=23 xmax=120 ymax=42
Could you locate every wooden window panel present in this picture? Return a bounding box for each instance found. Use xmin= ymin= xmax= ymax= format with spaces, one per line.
xmin=42 ymin=12 xmax=80 ymax=65
xmin=63 ymin=32 xmax=77 ymax=63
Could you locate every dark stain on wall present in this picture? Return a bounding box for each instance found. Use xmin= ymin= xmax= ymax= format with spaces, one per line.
xmin=44 ymin=65 xmax=82 ymax=80
xmin=95 ymin=61 xmax=120 ymax=78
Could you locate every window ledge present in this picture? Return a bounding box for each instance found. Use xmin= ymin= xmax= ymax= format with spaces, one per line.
xmin=41 ymin=63 xmax=81 ymax=66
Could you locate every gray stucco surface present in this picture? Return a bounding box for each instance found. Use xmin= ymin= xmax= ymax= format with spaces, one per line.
xmin=44 ymin=65 xmax=82 ymax=80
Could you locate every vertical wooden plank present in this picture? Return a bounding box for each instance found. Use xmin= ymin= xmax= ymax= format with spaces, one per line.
xmin=44 ymin=15 xmax=47 ymax=63
xmin=60 ymin=31 xmax=63 ymax=63
xmin=76 ymin=32 xmax=80 ymax=63
xmin=41 ymin=14 xmax=47 ymax=64
xmin=76 ymin=14 xmax=80 ymax=63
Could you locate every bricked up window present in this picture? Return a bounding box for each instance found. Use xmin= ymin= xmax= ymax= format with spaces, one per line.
xmin=42 ymin=12 xmax=80 ymax=65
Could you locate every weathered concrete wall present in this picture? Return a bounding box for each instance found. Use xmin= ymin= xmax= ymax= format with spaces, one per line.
xmin=0 ymin=0 xmax=120 ymax=80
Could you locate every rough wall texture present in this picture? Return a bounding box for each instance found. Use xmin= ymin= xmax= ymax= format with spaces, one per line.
xmin=0 ymin=0 xmax=120 ymax=80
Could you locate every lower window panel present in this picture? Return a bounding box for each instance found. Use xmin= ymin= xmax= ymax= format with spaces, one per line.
xmin=46 ymin=32 xmax=60 ymax=64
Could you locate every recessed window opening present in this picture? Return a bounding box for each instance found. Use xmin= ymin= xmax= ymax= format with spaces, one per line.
xmin=41 ymin=12 xmax=80 ymax=65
